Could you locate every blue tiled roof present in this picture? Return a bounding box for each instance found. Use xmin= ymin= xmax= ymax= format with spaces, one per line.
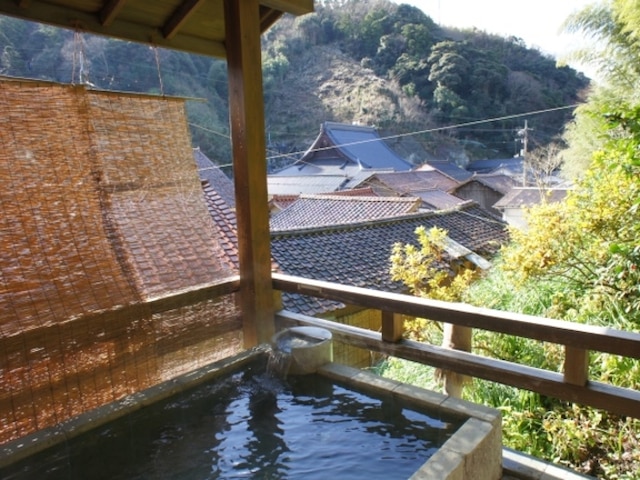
xmin=322 ymin=122 xmax=413 ymax=171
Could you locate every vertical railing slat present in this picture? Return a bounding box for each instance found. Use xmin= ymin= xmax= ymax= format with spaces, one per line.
xmin=381 ymin=311 xmax=403 ymax=342
xmin=564 ymin=346 xmax=589 ymax=386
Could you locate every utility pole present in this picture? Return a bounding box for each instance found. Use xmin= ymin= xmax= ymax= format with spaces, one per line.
xmin=517 ymin=120 xmax=532 ymax=186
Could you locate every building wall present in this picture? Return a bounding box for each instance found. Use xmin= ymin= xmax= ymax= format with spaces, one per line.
xmin=325 ymin=309 xmax=383 ymax=368
xmin=501 ymin=207 xmax=528 ymax=230
xmin=455 ymin=183 xmax=503 ymax=216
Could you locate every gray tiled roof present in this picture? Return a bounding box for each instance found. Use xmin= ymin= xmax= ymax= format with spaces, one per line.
xmin=420 ymin=161 xmax=474 ymax=182
xmin=465 ymin=174 xmax=518 ymax=195
xmin=270 ymin=204 xmax=508 ymax=315
xmin=353 ymin=170 xmax=460 ymax=195
xmin=494 ymin=187 xmax=569 ymax=209
xmin=270 ymin=195 xmax=421 ymax=232
xmin=273 ymin=158 xmax=363 ymax=176
xmin=193 ymin=148 xmax=236 ymax=208
xmin=330 ymin=187 xmax=378 ymax=197
xmin=322 ymin=122 xmax=413 ymax=171
xmin=267 ymin=175 xmax=349 ymax=195
xmin=277 ymin=122 xmax=412 ymax=176
xmin=412 ymin=189 xmax=469 ymax=210
xmin=340 ymin=169 xmax=390 ymax=190
xmin=199 ymin=178 xmax=507 ymax=317
xmin=467 ymin=157 xmax=524 ymax=175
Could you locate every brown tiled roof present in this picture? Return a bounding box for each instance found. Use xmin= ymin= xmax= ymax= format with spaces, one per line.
xmin=270 ymin=195 xmax=421 ymax=232
xmin=354 ymin=170 xmax=460 ymax=195
xmin=270 ymin=203 xmax=508 ymax=315
xmin=201 ymin=181 xmax=240 ymax=271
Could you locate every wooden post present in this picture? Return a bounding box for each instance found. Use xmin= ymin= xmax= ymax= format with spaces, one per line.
xmin=224 ymin=0 xmax=275 ymax=347
xmin=564 ymin=346 xmax=589 ymax=386
xmin=381 ymin=311 xmax=403 ymax=342
xmin=439 ymin=324 xmax=472 ymax=398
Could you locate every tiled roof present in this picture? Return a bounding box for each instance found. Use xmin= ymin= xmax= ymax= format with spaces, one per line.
xmin=274 ymin=158 xmax=364 ymax=177
xmin=354 ymin=170 xmax=460 ymax=195
xmin=193 ymin=147 xmax=236 ymax=208
xmin=412 ymin=189 xmax=469 ymax=210
xmin=467 ymin=157 xmax=524 ymax=174
xmin=419 ymin=161 xmax=473 ymax=182
xmin=330 ymin=187 xmax=378 ymax=197
xmin=270 ymin=195 xmax=421 ymax=232
xmin=322 ymin=122 xmax=413 ymax=171
xmin=494 ymin=187 xmax=569 ymax=209
xmin=275 ymin=122 xmax=412 ymax=175
xmin=201 ymin=181 xmax=240 ymax=271
xmin=267 ymin=175 xmax=349 ymax=195
xmin=455 ymin=174 xmax=518 ymax=195
xmin=270 ymin=204 xmax=508 ymax=315
xmin=270 ymin=194 xmax=299 ymax=212
xmin=340 ymin=169 xmax=391 ymax=190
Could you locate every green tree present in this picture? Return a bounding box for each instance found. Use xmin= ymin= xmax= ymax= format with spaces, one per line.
xmin=561 ymin=0 xmax=640 ymax=177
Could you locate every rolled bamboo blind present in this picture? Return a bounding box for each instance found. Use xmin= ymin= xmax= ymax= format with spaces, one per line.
xmin=0 ymin=80 xmax=242 ymax=445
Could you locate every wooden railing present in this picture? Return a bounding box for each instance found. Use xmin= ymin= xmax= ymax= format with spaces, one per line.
xmin=272 ymin=273 xmax=640 ymax=418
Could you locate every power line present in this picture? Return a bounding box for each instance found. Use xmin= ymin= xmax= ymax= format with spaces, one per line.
xmin=264 ymin=104 xmax=580 ymax=161
xmin=188 ymin=103 xmax=580 ymax=169
xmin=189 ymin=122 xmax=230 ymax=139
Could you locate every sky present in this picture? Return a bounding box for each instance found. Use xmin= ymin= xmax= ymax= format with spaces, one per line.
xmin=392 ymin=0 xmax=598 ymax=78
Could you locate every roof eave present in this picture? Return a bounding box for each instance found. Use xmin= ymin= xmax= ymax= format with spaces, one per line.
xmin=0 ymin=0 xmax=314 ymax=59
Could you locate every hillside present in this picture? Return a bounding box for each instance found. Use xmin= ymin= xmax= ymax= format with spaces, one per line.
xmin=262 ymin=43 xmax=436 ymax=171
xmin=0 ymin=0 xmax=590 ymax=168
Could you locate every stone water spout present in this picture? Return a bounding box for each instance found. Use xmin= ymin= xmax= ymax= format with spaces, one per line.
xmin=270 ymin=326 xmax=333 ymax=375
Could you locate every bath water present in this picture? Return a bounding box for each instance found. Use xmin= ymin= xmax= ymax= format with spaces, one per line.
xmin=2 ymin=362 xmax=462 ymax=480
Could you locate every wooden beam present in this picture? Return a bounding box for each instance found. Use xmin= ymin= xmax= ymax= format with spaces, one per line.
xmin=259 ymin=5 xmax=283 ymax=32
xmin=272 ymin=273 xmax=640 ymax=359
xmin=99 ymin=0 xmax=128 ymax=27
xmin=162 ymin=0 xmax=207 ymax=40
xmin=225 ymin=0 xmax=275 ymax=347
xmin=260 ymin=0 xmax=314 ymax=16
xmin=0 ymin=1 xmax=227 ymax=57
xmin=276 ymin=310 xmax=640 ymax=418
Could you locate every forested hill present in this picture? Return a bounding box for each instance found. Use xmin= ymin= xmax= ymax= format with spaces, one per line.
xmin=0 ymin=0 xmax=589 ymax=168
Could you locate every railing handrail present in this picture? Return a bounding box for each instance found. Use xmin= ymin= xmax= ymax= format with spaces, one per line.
xmin=147 ymin=275 xmax=241 ymax=313
xmin=272 ymin=273 xmax=640 ymax=418
xmin=272 ymin=273 xmax=640 ymax=358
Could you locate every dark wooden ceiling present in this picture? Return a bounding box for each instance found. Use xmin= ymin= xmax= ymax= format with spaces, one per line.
xmin=0 ymin=0 xmax=314 ymax=57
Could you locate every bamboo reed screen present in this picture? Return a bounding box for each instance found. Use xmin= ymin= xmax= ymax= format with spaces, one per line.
xmin=0 ymin=80 xmax=243 ymax=445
